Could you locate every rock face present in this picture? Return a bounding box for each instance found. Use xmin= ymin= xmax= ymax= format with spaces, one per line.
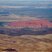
xmin=0 ymin=34 xmax=52 ymax=52
xmin=8 ymin=19 xmax=52 ymax=28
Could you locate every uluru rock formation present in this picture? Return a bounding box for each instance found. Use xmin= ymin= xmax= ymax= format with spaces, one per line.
xmin=8 ymin=19 xmax=52 ymax=28
xmin=0 ymin=19 xmax=52 ymax=36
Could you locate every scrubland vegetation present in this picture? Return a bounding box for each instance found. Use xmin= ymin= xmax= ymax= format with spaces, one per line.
xmin=0 ymin=34 xmax=52 ymax=52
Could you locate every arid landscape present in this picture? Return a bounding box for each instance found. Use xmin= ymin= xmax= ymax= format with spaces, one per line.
xmin=0 ymin=34 xmax=52 ymax=52
xmin=0 ymin=0 xmax=52 ymax=52
xmin=0 ymin=11 xmax=52 ymax=52
xmin=0 ymin=14 xmax=52 ymax=52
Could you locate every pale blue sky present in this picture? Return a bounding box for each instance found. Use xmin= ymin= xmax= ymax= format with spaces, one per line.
xmin=0 ymin=0 xmax=51 ymax=1
xmin=0 ymin=0 xmax=52 ymax=3
xmin=0 ymin=0 xmax=52 ymax=6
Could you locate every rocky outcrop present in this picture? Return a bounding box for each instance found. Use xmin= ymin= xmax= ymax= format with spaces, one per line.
xmin=8 ymin=19 xmax=52 ymax=28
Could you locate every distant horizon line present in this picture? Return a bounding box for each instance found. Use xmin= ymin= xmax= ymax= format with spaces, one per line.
xmin=0 ymin=6 xmax=52 ymax=8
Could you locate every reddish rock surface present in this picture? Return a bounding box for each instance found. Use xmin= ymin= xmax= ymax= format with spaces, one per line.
xmin=8 ymin=19 xmax=52 ymax=28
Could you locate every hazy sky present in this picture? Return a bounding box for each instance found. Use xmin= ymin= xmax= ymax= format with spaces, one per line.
xmin=0 ymin=0 xmax=52 ymax=1
xmin=0 ymin=0 xmax=52 ymax=3
xmin=0 ymin=0 xmax=52 ymax=6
